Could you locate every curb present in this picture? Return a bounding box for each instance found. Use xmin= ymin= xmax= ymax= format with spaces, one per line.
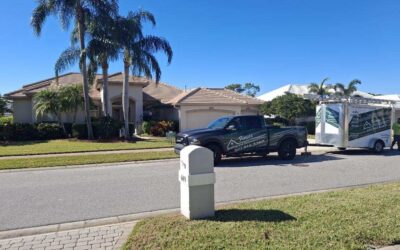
xmin=1 ymin=179 xmax=397 ymax=240
xmin=0 ymin=158 xmax=179 ymax=173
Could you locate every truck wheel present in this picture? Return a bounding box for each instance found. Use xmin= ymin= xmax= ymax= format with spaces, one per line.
xmin=278 ymin=140 xmax=296 ymax=160
xmin=373 ymin=140 xmax=385 ymax=154
xmin=206 ymin=144 xmax=222 ymax=165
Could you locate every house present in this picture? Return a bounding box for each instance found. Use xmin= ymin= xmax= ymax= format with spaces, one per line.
xmin=5 ymin=73 xmax=263 ymax=132
xmin=258 ymin=84 xmax=374 ymax=102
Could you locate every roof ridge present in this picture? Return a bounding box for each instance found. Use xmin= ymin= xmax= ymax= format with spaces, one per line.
xmin=172 ymin=88 xmax=200 ymax=104
xmin=218 ymin=88 xmax=248 ymax=104
xmin=22 ymin=72 xmax=81 ymax=88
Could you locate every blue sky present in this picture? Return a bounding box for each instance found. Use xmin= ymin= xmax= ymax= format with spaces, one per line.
xmin=1 ymin=0 xmax=400 ymax=95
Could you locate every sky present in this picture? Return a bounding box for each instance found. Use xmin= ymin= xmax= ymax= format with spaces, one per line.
xmin=1 ymin=0 xmax=400 ymax=96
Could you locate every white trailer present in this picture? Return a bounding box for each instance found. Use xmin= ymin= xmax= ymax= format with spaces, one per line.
xmin=315 ymin=98 xmax=400 ymax=153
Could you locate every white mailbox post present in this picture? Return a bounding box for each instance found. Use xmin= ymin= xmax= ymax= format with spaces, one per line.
xmin=179 ymin=145 xmax=215 ymax=219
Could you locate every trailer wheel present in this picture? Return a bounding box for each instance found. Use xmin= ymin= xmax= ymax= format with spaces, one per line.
xmin=278 ymin=140 xmax=297 ymax=160
xmin=372 ymin=140 xmax=385 ymax=154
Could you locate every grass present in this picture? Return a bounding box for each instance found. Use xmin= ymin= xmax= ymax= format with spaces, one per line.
xmin=0 ymin=151 xmax=177 ymax=170
xmin=0 ymin=139 xmax=173 ymax=157
xmin=124 ymin=182 xmax=400 ymax=250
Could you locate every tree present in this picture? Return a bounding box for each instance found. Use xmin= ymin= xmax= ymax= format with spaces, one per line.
xmin=115 ymin=11 xmax=173 ymax=139
xmin=0 ymin=94 xmax=11 ymax=116
xmin=34 ymin=89 xmax=63 ymax=129
xmin=261 ymin=94 xmax=316 ymax=125
xmin=31 ymin=0 xmax=118 ymax=139
xmin=334 ymin=79 xmax=362 ymax=97
xmin=225 ymin=83 xmax=260 ymax=97
xmin=308 ymin=78 xmax=332 ymax=99
xmin=59 ymin=84 xmax=84 ymax=123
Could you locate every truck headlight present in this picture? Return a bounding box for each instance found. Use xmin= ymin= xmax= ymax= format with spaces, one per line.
xmin=189 ymin=138 xmax=201 ymax=145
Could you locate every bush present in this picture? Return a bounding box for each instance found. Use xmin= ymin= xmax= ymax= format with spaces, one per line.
xmin=0 ymin=123 xmax=14 ymax=140
xmin=72 ymin=124 xmax=88 ymax=139
xmin=12 ymin=123 xmax=38 ymax=141
xmin=93 ymin=116 xmax=122 ymax=140
xmin=72 ymin=117 xmax=122 ymax=140
xmin=36 ymin=123 xmax=65 ymax=140
xmin=0 ymin=116 xmax=13 ymax=125
xmin=149 ymin=120 xmax=176 ymax=137
xmin=300 ymin=121 xmax=316 ymax=135
xmin=142 ymin=121 xmax=151 ymax=134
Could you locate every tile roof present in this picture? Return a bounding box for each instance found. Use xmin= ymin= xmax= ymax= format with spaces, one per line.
xmin=143 ymin=81 xmax=183 ymax=104
xmin=168 ymin=88 xmax=264 ymax=106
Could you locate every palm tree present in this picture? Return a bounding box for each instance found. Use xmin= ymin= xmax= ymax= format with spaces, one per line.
xmin=31 ymin=0 xmax=118 ymax=140
xmin=59 ymin=84 xmax=84 ymax=123
xmin=308 ymin=78 xmax=332 ymax=99
xmin=115 ymin=11 xmax=173 ymax=139
xmin=334 ymin=79 xmax=362 ymax=97
xmin=34 ymin=89 xmax=64 ymax=132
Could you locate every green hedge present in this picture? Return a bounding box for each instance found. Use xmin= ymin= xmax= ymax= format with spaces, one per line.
xmin=72 ymin=117 xmax=122 ymax=140
xmin=0 ymin=123 xmax=66 ymax=141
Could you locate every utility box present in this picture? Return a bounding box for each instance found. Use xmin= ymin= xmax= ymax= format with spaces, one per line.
xmin=179 ymin=145 xmax=215 ymax=219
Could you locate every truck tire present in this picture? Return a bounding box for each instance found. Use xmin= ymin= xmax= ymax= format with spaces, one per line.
xmin=372 ymin=140 xmax=385 ymax=154
xmin=206 ymin=144 xmax=222 ymax=166
xmin=278 ymin=140 xmax=297 ymax=160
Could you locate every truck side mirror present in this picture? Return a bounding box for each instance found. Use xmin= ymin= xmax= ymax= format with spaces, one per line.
xmin=226 ymin=124 xmax=236 ymax=131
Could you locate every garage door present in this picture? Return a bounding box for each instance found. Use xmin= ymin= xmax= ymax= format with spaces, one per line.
xmin=185 ymin=109 xmax=235 ymax=131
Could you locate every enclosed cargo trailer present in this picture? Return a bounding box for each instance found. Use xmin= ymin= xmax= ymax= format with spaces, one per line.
xmin=315 ymin=98 xmax=399 ymax=153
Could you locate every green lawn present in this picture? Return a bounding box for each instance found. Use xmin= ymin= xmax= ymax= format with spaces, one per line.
xmin=0 ymin=151 xmax=177 ymax=170
xmin=124 ymin=182 xmax=400 ymax=250
xmin=0 ymin=139 xmax=173 ymax=157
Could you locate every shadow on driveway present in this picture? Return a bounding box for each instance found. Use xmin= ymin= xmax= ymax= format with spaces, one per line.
xmin=328 ymin=149 xmax=400 ymax=157
xmin=208 ymin=209 xmax=297 ymax=223
xmin=218 ymin=153 xmax=343 ymax=168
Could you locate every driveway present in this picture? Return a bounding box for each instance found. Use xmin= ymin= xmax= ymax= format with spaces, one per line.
xmin=1 ymin=150 xmax=400 ymax=231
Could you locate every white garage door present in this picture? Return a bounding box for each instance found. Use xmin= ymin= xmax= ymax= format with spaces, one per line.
xmin=185 ymin=109 xmax=235 ymax=130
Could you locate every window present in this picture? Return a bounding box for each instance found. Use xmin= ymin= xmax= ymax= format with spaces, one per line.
xmin=244 ymin=117 xmax=262 ymax=130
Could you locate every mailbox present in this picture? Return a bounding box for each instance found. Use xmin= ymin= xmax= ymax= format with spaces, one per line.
xmin=179 ymin=145 xmax=215 ymax=219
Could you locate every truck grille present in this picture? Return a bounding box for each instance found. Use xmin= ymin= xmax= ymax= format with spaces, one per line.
xmin=175 ymin=136 xmax=187 ymax=145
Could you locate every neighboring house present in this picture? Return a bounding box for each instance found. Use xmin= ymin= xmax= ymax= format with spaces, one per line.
xmin=258 ymin=84 xmax=374 ymax=102
xmin=5 ymin=73 xmax=263 ymax=132
xmin=168 ymin=88 xmax=263 ymax=131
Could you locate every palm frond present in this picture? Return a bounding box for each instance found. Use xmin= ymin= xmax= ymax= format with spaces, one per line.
xmin=55 ymin=46 xmax=81 ymax=77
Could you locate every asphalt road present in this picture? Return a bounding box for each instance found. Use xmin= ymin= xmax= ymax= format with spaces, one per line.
xmin=1 ymin=150 xmax=400 ymax=231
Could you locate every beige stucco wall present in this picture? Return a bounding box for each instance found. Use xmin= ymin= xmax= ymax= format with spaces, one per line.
xmin=179 ymin=104 xmax=260 ymax=132
xmin=13 ymin=98 xmax=34 ymax=123
xmin=104 ymin=83 xmax=144 ymax=125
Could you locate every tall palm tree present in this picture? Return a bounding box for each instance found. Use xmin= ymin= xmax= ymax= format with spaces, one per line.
xmin=31 ymin=0 xmax=118 ymax=139
xmin=308 ymin=78 xmax=332 ymax=99
xmin=115 ymin=11 xmax=173 ymax=139
xmin=34 ymin=89 xmax=64 ymax=132
xmin=334 ymin=79 xmax=362 ymax=97
xmin=59 ymin=84 xmax=84 ymax=123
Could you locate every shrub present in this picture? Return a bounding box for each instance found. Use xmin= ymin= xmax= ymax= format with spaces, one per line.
xmin=72 ymin=124 xmax=88 ymax=139
xmin=300 ymin=121 xmax=316 ymax=135
xmin=93 ymin=116 xmax=122 ymax=140
xmin=0 ymin=123 xmax=14 ymax=140
xmin=36 ymin=123 xmax=65 ymax=140
xmin=149 ymin=120 xmax=176 ymax=137
xmin=0 ymin=116 xmax=13 ymax=125
xmin=12 ymin=123 xmax=38 ymax=141
xmin=142 ymin=121 xmax=151 ymax=134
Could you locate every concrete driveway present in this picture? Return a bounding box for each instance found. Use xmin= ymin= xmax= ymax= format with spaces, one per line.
xmin=1 ymin=149 xmax=399 ymax=231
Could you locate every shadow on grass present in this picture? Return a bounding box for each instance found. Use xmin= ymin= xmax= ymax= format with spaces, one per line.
xmin=208 ymin=209 xmax=297 ymax=223
xmin=218 ymin=153 xmax=342 ymax=168
xmin=0 ymin=140 xmax=49 ymax=147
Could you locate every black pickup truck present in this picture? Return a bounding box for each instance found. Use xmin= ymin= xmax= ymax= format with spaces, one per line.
xmin=175 ymin=115 xmax=308 ymax=164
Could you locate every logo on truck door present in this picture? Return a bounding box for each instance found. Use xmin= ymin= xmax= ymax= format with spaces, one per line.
xmin=226 ymin=132 xmax=267 ymax=153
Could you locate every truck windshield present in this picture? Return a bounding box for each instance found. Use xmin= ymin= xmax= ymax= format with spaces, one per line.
xmin=207 ymin=117 xmax=231 ymax=129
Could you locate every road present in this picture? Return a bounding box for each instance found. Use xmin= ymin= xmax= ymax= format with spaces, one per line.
xmin=1 ymin=149 xmax=400 ymax=231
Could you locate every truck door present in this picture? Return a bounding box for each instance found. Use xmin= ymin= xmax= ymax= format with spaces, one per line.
xmin=224 ymin=116 xmax=268 ymax=154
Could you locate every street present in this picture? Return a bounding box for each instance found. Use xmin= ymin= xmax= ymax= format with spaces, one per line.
xmin=1 ymin=149 xmax=400 ymax=231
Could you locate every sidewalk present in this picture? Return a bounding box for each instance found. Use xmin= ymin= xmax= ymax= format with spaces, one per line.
xmin=0 ymin=148 xmax=173 ymax=160
xmin=0 ymin=222 xmax=135 ymax=250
